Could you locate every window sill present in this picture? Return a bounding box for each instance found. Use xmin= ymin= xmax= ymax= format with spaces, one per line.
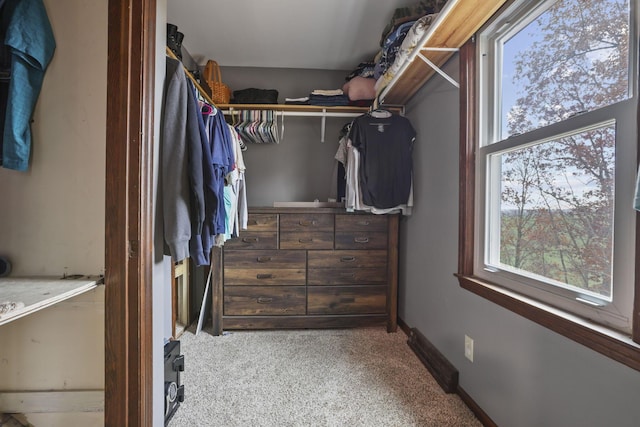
xmin=456 ymin=274 xmax=640 ymax=372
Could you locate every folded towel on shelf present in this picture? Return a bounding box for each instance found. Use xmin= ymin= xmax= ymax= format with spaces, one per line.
xmin=285 ymin=96 xmax=310 ymax=104
xmin=311 ymin=89 xmax=344 ymax=96
xmin=308 ymin=94 xmax=350 ymax=106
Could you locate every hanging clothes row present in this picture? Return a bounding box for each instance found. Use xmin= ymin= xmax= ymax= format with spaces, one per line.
xmin=331 ymin=108 xmax=415 ymax=215
xmin=230 ymin=109 xmax=283 ymax=144
xmin=161 ymin=56 xmax=248 ymax=267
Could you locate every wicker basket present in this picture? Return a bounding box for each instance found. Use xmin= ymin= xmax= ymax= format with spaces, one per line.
xmin=203 ymin=59 xmax=231 ymax=104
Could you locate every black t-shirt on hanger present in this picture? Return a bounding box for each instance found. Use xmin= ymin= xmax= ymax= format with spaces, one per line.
xmin=349 ymin=111 xmax=416 ymax=209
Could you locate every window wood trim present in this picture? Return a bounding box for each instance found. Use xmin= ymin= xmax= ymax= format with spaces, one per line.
xmin=456 ymin=39 xmax=640 ymax=373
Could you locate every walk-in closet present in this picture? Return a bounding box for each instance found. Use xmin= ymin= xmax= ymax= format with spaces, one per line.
xmin=2 ymin=1 xmax=639 ymax=426
xmin=158 ymin=0 xmax=502 ymax=425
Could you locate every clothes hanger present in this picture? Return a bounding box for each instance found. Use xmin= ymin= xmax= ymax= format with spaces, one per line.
xmin=258 ymin=110 xmax=268 ymax=144
xmin=369 ymin=108 xmax=392 ymax=118
xmin=269 ymin=110 xmax=279 ymax=144
xmin=200 ymin=102 xmax=213 ymax=115
xmin=280 ymin=110 xmax=285 ymax=142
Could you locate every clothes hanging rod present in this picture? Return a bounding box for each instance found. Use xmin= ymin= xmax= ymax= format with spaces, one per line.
xmin=166 ymin=47 xmax=217 ymax=106
xmin=223 ymin=108 xmax=363 ymax=143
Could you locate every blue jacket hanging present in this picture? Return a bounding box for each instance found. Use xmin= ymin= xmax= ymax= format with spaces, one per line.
xmin=0 ymin=0 xmax=55 ymax=171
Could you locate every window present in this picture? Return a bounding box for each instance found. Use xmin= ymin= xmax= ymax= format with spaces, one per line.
xmin=458 ymin=0 xmax=639 ymax=364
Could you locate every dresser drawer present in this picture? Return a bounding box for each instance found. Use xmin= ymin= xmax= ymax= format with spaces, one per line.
xmin=308 ymin=250 xmax=387 ymax=285
xmin=224 ymin=232 xmax=277 ymax=250
xmin=335 ymin=231 xmax=388 ymax=250
xmin=225 ymin=268 xmax=306 ymax=286
xmin=246 ymin=213 xmax=278 ymax=232
xmin=225 ymin=250 xmax=306 ymax=269
xmin=307 ymin=268 xmax=387 ymax=286
xmin=280 ymin=231 xmax=334 ymax=250
xmin=307 ymin=286 xmax=386 ymax=315
xmin=225 ymin=250 xmax=306 ymax=286
xmin=224 ymin=286 xmax=306 ymax=315
xmin=307 ymin=250 xmax=387 ymax=269
xmin=280 ymin=213 xmax=333 ymax=232
xmin=336 ymin=215 xmax=387 ymax=232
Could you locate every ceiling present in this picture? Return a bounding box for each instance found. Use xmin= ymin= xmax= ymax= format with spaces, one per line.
xmin=167 ymin=0 xmax=413 ymax=71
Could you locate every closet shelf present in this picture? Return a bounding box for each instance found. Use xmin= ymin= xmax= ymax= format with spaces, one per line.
xmin=0 ymin=276 xmax=101 ymax=326
xmin=378 ymin=0 xmax=508 ymax=105
xmin=166 ymin=47 xmax=405 ymax=142
xmin=219 ymin=104 xmax=381 ymax=114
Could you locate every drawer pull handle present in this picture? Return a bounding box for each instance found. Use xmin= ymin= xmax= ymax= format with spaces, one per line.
xmin=299 ymin=238 xmax=313 ymax=243
xmin=358 ymin=220 xmax=371 ymax=226
xmin=354 ymin=237 xmax=370 ymax=243
xmin=242 ymin=237 xmax=259 ymax=243
xmin=340 ymin=256 xmax=356 ymax=263
xmin=299 ymin=220 xmax=317 ymax=227
xmin=257 ymin=256 xmax=272 ymax=263
xmin=257 ymin=273 xmax=273 ymax=279
xmin=257 ymin=297 xmax=273 ymax=304
xmin=250 ymin=218 xmax=272 ymax=226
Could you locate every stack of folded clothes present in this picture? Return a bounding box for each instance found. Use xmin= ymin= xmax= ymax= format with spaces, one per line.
xmin=340 ymin=0 xmax=447 ymax=98
xmin=284 ymin=96 xmax=310 ymax=105
xmin=308 ymin=89 xmax=350 ymax=106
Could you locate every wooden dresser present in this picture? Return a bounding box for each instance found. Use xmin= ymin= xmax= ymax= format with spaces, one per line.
xmin=211 ymin=207 xmax=399 ymax=334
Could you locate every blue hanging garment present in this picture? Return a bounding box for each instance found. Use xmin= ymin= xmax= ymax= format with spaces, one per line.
xmin=0 ymin=0 xmax=56 ymax=171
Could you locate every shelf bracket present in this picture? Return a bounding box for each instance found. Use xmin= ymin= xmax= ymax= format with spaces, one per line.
xmin=416 ymin=47 xmax=460 ymax=88
xmin=321 ymin=109 xmax=326 ymax=143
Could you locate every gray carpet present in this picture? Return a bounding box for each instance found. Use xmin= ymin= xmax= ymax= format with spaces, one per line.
xmin=169 ymin=327 xmax=481 ymax=427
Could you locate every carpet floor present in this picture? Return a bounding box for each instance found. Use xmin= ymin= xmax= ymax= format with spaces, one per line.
xmin=168 ymin=327 xmax=481 ymax=427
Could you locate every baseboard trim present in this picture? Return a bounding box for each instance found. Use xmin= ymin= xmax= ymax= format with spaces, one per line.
xmin=406 ymin=327 xmax=459 ymax=393
xmin=457 ymin=386 xmax=498 ymax=427
xmin=399 ymin=318 xmax=497 ymax=426
xmin=397 ymin=317 xmax=411 ymax=336
xmin=0 ymin=390 xmax=104 ymax=413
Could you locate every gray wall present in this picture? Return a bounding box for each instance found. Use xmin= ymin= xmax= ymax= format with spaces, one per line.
xmin=401 ymin=55 xmax=640 ymax=427
xmin=206 ymin=59 xmax=640 ymax=426
xmin=221 ymin=66 xmax=354 ymax=206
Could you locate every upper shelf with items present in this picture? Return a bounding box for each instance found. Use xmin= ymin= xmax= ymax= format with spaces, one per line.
xmin=377 ymin=0 xmax=508 ymax=106
xmin=217 ymin=104 xmax=372 ymax=114
xmin=166 ymin=47 xmax=400 ymax=117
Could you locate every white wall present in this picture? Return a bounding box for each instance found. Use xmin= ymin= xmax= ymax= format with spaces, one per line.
xmin=0 ymin=0 xmax=106 ymax=277
xmin=0 ymin=287 xmax=105 ymax=426
xmin=0 ymin=0 xmax=107 ymax=425
xmin=401 ymin=55 xmax=640 ymax=427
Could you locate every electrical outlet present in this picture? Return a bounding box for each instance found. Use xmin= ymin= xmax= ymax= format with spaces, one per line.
xmin=464 ymin=335 xmax=474 ymax=362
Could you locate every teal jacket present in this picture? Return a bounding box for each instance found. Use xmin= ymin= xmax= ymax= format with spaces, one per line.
xmin=0 ymin=0 xmax=55 ymax=171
